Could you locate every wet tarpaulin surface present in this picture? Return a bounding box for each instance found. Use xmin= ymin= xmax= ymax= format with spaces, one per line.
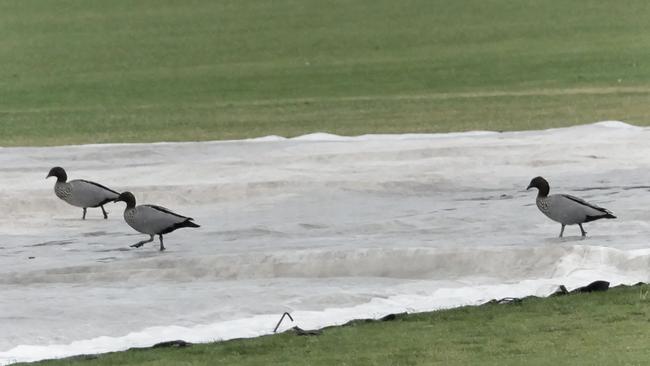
xmin=1 ymin=121 xmax=650 ymax=364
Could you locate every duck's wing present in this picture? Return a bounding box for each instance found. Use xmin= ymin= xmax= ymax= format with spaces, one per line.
xmin=144 ymin=204 xmax=193 ymax=220
xmin=79 ymin=179 xmax=119 ymax=195
xmin=132 ymin=204 xmax=198 ymax=235
xmin=560 ymin=194 xmax=616 ymax=221
xmin=67 ymin=179 xmax=119 ymax=207
xmin=561 ymin=194 xmax=612 ymax=214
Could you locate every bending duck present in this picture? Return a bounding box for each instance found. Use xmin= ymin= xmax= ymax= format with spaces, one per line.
xmin=527 ymin=176 xmax=616 ymax=237
xmin=113 ymin=191 xmax=200 ymax=251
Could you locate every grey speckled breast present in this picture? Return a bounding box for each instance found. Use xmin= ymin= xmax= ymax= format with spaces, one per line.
xmin=536 ymin=197 xmax=550 ymax=213
xmin=54 ymin=182 xmax=72 ymax=201
xmin=124 ymin=208 xmax=137 ymax=229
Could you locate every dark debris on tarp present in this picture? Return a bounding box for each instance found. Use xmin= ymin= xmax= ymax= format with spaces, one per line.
xmin=287 ymin=326 xmax=323 ymax=336
xmin=152 ymin=340 xmax=193 ymax=348
xmin=276 ymin=280 xmax=648 ymax=337
xmin=278 ymin=312 xmax=408 ymax=337
xmin=498 ymin=280 xmax=613 ymax=303
xmin=137 ymin=281 xmax=645 ymax=347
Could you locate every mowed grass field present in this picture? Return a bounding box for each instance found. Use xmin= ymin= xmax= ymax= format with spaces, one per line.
xmin=2 ymin=0 xmax=650 ymax=146
xmin=24 ymin=285 xmax=650 ymax=366
xmin=5 ymin=2 xmax=650 ymax=365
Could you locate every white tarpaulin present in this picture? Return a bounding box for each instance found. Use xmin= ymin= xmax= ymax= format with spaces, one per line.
xmin=1 ymin=121 xmax=649 ymax=364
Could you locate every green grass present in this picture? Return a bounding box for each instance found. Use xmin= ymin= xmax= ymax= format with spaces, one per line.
xmin=24 ymin=285 xmax=650 ymax=366
xmin=6 ymin=3 xmax=650 ymax=364
xmin=2 ymin=0 xmax=650 ymax=146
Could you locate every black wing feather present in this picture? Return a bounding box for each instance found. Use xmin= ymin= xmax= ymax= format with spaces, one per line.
xmin=561 ymin=194 xmax=609 ymax=213
xmin=160 ymin=219 xmax=200 ymax=234
xmin=562 ymin=194 xmax=616 ymax=220
xmin=79 ymin=179 xmax=119 ymax=195
xmin=145 ymin=204 xmax=193 ymax=220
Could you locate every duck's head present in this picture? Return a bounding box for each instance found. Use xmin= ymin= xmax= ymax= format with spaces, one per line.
xmin=113 ymin=191 xmax=137 ymax=208
xmin=46 ymin=167 xmax=67 ymax=182
xmin=527 ymin=176 xmax=550 ymax=197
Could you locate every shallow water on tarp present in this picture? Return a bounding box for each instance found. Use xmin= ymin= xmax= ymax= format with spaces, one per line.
xmin=2 ymin=121 xmax=650 ymax=363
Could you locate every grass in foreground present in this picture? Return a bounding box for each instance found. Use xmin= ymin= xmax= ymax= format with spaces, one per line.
xmin=24 ymin=284 xmax=650 ymax=366
xmin=2 ymin=0 xmax=650 ymax=146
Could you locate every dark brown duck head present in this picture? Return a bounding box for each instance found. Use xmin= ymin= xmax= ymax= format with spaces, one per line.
xmin=46 ymin=167 xmax=67 ymax=183
xmin=527 ymin=176 xmax=550 ymax=197
xmin=113 ymin=191 xmax=137 ymax=208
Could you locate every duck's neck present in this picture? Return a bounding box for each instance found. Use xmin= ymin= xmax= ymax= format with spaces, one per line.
xmin=54 ymin=170 xmax=67 ymax=182
xmin=537 ymin=191 xmax=548 ymax=199
xmin=537 ymin=183 xmax=549 ymax=198
xmin=54 ymin=181 xmax=68 ymax=198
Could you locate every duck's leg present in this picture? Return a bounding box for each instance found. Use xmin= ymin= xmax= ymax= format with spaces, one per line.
xmin=579 ymin=224 xmax=587 ymax=237
xmin=82 ymin=208 xmax=87 ymax=220
xmin=100 ymin=205 xmax=108 ymax=219
xmin=559 ymin=224 xmax=565 ymax=238
xmin=158 ymin=235 xmax=165 ymax=251
xmin=131 ymin=235 xmax=154 ymax=248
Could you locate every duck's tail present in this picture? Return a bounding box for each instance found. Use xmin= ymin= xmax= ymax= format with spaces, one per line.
xmin=585 ymin=212 xmax=616 ymax=222
xmin=181 ymin=219 xmax=200 ymax=228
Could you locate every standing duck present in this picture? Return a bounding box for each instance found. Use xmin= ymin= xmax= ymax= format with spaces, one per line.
xmin=113 ymin=191 xmax=200 ymax=251
xmin=527 ymin=176 xmax=616 ymax=237
xmin=46 ymin=167 xmax=119 ymax=220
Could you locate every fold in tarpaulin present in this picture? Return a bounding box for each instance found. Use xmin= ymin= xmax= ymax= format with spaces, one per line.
xmin=1 ymin=121 xmax=650 ymax=364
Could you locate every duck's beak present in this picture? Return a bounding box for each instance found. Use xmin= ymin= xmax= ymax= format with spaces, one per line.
xmin=526 ymin=184 xmax=533 ymax=190
xmin=46 ymin=173 xmax=52 ymax=179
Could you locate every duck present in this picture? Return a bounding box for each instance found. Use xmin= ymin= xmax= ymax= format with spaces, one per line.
xmin=46 ymin=167 xmax=119 ymax=220
xmin=527 ymin=176 xmax=616 ymax=237
xmin=113 ymin=191 xmax=200 ymax=251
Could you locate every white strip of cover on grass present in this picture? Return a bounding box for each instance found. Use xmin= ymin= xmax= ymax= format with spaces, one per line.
xmin=1 ymin=121 xmax=649 ymax=364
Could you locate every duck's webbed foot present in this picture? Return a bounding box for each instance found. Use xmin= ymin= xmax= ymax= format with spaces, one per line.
xmin=131 ymin=235 xmax=154 ymax=248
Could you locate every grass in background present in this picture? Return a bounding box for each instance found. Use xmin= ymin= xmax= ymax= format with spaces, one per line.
xmin=2 ymin=0 xmax=650 ymax=146
xmin=24 ymin=285 xmax=650 ymax=366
